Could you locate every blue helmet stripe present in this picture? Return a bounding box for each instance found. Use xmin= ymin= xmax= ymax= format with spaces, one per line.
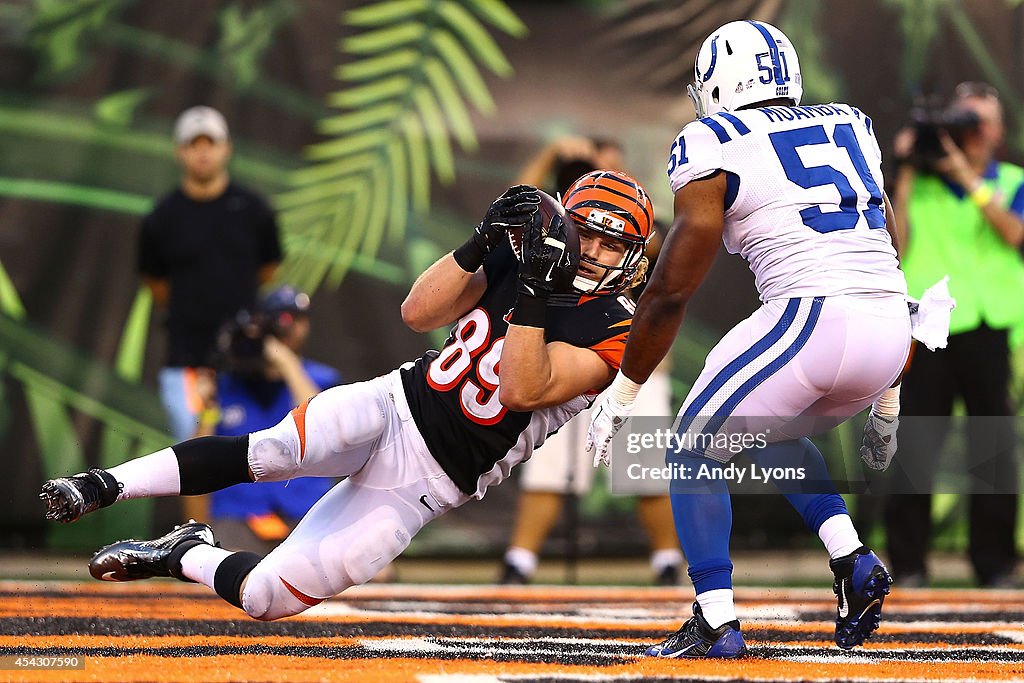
xmin=747 ymin=20 xmax=785 ymax=86
xmin=701 ymin=35 xmax=719 ymax=83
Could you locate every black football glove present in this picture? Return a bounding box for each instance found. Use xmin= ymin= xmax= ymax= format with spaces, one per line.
xmin=516 ymin=211 xmax=579 ymax=299
xmin=453 ymin=185 xmax=540 ymax=272
xmin=477 ymin=184 xmax=541 ymax=253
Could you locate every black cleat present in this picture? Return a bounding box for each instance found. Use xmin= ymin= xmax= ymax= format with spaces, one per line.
xmin=655 ymin=563 xmax=682 ymax=586
xmin=646 ymin=602 xmax=747 ymax=659
xmin=40 ymin=468 xmax=121 ymax=523
xmin=830 ymin=546 xmax=892 ymax=649
xmin=498 ymin=561 xmax=531 ymax=585
xmin=89 ymin=521 xmax=215 ymax=582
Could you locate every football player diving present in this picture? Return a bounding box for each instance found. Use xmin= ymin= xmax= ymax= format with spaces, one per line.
xmin=41 ymin=171 xmax=654 ymax=622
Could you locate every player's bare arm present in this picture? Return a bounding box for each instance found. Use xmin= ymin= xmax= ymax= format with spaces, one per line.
xmin=882 ymin=191 xmax=901 ymax=256
xmin=404 ymin=185 xmax=541 ymax=333
xmin=499 ymin=333 xmax=613 ymax=411
xmin=620 ymin=172 xmax=726 ymax=384
xmin=401 ymin=257 xmax=488 ymax=333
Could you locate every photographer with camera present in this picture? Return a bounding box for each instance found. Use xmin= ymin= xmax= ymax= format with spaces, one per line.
xmin=190 ymin=285 xmax=342 ymax=552
xmin=886 ymin=82 xmax=1024 ymax=588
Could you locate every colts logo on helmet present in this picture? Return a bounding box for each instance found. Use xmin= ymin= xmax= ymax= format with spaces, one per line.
xmin=699 ymin=35 xmax=720 ymax=83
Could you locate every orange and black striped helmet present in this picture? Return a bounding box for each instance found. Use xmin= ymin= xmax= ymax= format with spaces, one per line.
xmin=561 ymin=170 xmax=654 ymax=295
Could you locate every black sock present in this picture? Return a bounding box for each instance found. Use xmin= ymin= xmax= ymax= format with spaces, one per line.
xmin=213 ymin=551 xmax=262 ymax=609
xmin=174 ymin=435 xmax=251 ymax=495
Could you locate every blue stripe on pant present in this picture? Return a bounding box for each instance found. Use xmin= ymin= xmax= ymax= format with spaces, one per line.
xmin=669 ymin=298 xmax=823 ymax=595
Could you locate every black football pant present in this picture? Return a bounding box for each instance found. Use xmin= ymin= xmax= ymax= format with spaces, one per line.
xmin=883 ymin=324 xmax=1019 ymax=585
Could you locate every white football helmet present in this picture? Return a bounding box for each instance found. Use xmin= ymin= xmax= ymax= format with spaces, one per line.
xmin=687 ymin=20 xmax=802 ymax=118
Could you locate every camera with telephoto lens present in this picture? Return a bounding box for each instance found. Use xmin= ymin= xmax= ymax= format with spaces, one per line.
xmin=213 ymin=286 xmax=310 ymax=377
xmin=908 ymin=103 xmax=980 ymax=172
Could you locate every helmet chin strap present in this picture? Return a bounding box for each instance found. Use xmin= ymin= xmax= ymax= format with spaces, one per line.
xmin=687 ymin=83 xmax=707 ymax=118
xmin=573 ymin=274 xmax=600 ymax=294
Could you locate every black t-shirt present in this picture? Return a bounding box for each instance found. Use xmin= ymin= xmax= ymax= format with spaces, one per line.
xmin=138 ymin=183 xmax=282 ymax=367
xmin=401 ymin=242 xmax=634 ymax=497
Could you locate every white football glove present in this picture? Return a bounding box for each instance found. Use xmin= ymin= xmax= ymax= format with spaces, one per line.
xmin=587 ymin=395 xmax=634 ymax=468
xmin=860 ymin=411 xmax=899 ymax=471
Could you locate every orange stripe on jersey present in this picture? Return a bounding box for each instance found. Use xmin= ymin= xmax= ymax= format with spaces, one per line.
xmin=609 ymin=319 xmax=631 ymax=329
xmin=591 ymin=330 xmax=630 ymax=370
xmin=290 ymin=399 xmax=310 ymax=461
xmin=279 ymin=577 xmax=324 ymax=607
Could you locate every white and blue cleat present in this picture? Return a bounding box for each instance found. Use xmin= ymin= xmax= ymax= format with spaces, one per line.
xmin=646 ymin=602 xmax=747 ymax=659
xmin=830 ymin=546 xmax=892 ymax=649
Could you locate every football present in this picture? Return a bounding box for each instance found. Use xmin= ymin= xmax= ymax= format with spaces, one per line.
xmin=507 ymin=189 xmax=579 ymax=264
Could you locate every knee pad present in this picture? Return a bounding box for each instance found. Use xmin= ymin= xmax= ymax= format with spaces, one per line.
xmin=241 ymin=561 xmax=328 ymax=621
xmin=248 ymin=420 xmax=302 ymax=482
xmin=239 ymin=565 xmax=285 ymax=621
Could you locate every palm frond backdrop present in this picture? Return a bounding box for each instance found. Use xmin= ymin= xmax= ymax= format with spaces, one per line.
xmin=278 ymin=0 xmax=527 ymax=292
xmin=1 ymin=0 xmax=1023 ymax=553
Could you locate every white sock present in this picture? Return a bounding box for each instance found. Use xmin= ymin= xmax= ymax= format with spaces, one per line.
xmin=818 ymin=514 xmax=863 ymax=559
xmin=107 ymin=448 xmax=181 ymax=500
xmin=696 ymin=588 xmax=736 ymax=629
xmin=650 ymin=548 xmax=684 ymax=574
xmin=179 ymin=543 xmax=234 ymax=589
xmin=504 ymin=546 xmax=538 ymax=577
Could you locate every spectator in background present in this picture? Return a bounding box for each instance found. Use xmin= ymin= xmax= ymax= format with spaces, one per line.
xmin=515 ymin=136 xmax=625 ymax=198
xmin=886 ymin=81 xmax=1024 ymax=588
xmin=139 ymin=106 xmax=282 ymax=440
xmin=499 ymin=137 xmax=683 ymax=585
xmin=190 ymin=286 xmax=341 ymax=554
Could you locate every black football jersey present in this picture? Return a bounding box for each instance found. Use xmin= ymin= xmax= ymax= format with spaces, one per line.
xmin=400 ymin=242 xmax=634 ymax=498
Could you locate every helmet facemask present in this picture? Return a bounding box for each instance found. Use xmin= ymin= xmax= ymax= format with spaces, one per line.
xmin=687 ymin=82 xmax=708 ymax=119
xmin=568 ymin=213 xmax=648 ymax=295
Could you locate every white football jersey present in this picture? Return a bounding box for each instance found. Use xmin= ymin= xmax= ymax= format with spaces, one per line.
xmin=667 ymin=103 xmax=907 ymax=301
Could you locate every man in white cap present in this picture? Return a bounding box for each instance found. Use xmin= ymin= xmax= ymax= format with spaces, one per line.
xmin=139 ymin=106 xmax=282 ymax=441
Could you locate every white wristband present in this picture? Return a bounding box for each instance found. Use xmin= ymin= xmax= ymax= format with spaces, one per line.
xmin=608 ymin=370 xmax=643 ymax=406
xmin=873 ymin=384 xmax=900 ymax=418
